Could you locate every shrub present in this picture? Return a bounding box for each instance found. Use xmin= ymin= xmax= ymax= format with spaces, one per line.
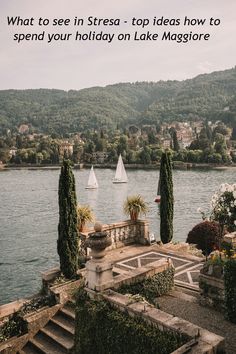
xmin=118 ymin=267 xmax=175 ymax=305
xmin=186 ymin=221 xmax=222 ymax=255
xmin=0 ymin=314 xmax=27 ymax=343
xmin=224 ymin=259 xmax=236 ymax=323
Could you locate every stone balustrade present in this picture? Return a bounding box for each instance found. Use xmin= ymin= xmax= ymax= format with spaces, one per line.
xmin=81 ymin=219 xmax=150 ymax=251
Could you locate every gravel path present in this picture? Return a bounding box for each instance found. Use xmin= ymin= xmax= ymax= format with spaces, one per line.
xmin=158 ymin=295 xmax=236 ymax=354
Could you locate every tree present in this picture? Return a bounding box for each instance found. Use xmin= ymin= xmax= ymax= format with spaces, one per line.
xmin=126 ymin=149 xmax=136 ymax=164
xmin=159 ymin=151 xmax=174 ymax=244
xmin=208 ymin=153 xmax=222 ymax=164
xmin=172 ymin=130 xmax=180 ymax=152
xmin=117 ymin=135 xmax=128 ymax=155
xmin=213 ymin=123 xmax=229 ymax=137
xmin=214 ymin=133 xmax=227 ymax=154
xmin=231 ymin=126 xmax=236 ymax=140
xmin=186 ymin=150 xmax=202 ymax=163
xmin=139 ymin=146 xmax=151 ymax=164
xmin=58 ymin=160 xmax=78 ymax=278
xmin=0 ymin=149 xmax=10 ymax=163
xmin=148 ymin=131 xmax=158 ymax=144
xmin=186 ymin=221 xmax=222 ymax=255
xmin=204 ymin=121 xmax=212 ymax=142
xmin=210 ymin=183 xmax=236 ymax=233
xmin=84 ymin=141 xmax=95 ymax=154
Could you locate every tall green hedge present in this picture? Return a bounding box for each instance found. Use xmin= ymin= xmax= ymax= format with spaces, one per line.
xmin=74 ymin=287 xmax=188 ymax=354
xmin=58 ymin=160 xmax=78 ymax=279
xmin=160 ymin=152 xmax=174 ymax=244
xmin=224 ymin=259 xmax=236 ymax=323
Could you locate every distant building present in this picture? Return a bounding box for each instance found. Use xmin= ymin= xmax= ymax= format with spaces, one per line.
xmin=18 ymin=124 xmax=29 ymax=134
xmin=128 ymin=136 xmax=139 ymax=150
xmin=9 ymin=147 xmax=17 ymax=157
xmin=175 ymin=125 xmax=194 ymax=148
xmin=28 ymin=134 xmax=36 ymax=141
xmin=59 ymin=142 xmax=74 ymax=157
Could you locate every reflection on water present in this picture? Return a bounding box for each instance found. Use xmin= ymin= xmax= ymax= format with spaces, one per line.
xmin=0 ymin=167 xmax=235 ymax=304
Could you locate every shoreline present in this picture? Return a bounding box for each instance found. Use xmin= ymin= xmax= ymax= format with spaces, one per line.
xmin=1 ymin=162 xmax=236 ymax=171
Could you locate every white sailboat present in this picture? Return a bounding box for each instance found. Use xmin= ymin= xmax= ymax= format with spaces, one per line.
xmin=112 ymin=154 xmax=128 ymax=184
xmin=85 ymin=166 xmax=98 ymax=189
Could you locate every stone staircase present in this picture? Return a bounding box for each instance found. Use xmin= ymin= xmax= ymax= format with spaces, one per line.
xmin=21 ymin=303 xmax=75 ymax=354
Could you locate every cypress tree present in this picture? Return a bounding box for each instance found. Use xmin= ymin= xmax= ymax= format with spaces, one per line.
xmin=58 ymin=160 xmax=78 ymax=279
xmin=231 ymin=126 xmax=236 ymax=140
xmin=159 ymin=152 xmax=174 ymax=243
xmin=172 ymin=130 xmax=180 ymax=152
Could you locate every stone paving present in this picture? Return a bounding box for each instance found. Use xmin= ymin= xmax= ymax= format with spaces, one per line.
xmin=114 ymin=246 xmax=204 ymax=290
xmin=157 ymin=294 xmax=236 ymax=354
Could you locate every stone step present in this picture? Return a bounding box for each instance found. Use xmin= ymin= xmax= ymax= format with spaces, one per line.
xmin=22 ymin=302 xmax=75 ymax=354
xmin=170 ymin=289 xmax=199 ymax=303
xmin=29 ymin=331 xmax=68 ymax=354
xmin=42 ymin=321 xmax=74 ymax=349
xmin=175 ymin=281 xmax=200 ymax=293
xmin=60 ymin=304 xmax=76 ymax=320
xmin=21 ymin=341 xmax=45 ymax=354
xmin=53 ymin=308 xmax=75 ymax=327
xmin=50 ymin=316 xmax=75 ymax=335
xmin=175 ymin=284 xmax=200 ymax=298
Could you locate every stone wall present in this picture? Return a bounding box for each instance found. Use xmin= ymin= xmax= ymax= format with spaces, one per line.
xmin=50 ymin=279 xmax=82 ymax=304
xmin=199 ymin=260 xmax=225 ymax=311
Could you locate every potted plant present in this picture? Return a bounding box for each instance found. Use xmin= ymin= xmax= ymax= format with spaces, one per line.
xmin=77 ymin=205 xmax=94 ymax=232
xmin=123 ymin=194 xmax=148 ymax=221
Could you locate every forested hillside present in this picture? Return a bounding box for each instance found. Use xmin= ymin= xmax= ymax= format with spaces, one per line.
xmin=0 ymin=67 xmax=235 ymax=134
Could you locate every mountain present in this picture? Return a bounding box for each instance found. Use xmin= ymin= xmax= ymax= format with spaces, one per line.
xmin=0 ymin=67 xmax=236 ymax=135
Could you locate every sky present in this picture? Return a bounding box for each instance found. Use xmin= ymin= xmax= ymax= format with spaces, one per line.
xmin=0 ymin=0 xmax=235 ymax=90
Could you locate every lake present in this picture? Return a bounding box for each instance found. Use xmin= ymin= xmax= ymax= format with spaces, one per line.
xmin=0 ymin=167 xmax=235 ymax=304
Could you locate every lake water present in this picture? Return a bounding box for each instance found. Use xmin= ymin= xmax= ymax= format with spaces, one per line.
xmin=0 ymin=167 xmax=235 ymax=304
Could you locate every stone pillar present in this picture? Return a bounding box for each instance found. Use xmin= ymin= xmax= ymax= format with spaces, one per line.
xmin=85 ymin=222 xmax=114 ymax=291
xmin=136 ymin=220 xmax=150 ymax=245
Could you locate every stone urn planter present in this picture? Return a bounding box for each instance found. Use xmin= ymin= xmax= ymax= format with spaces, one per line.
xmin=85 ymin=222 xmax=114 ymax=291
xmin=85 ymin=222 xmax=112 ymax=259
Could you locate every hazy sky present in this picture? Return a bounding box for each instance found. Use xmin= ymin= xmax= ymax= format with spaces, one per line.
xmin=0 ymin=0 xmax=235 ymax=90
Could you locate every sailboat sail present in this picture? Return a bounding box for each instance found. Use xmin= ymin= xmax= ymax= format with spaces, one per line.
xmin=113 ymin=155 xmax=128 ymax=183
xmin=86 ymin=166 xmax=98 ymax=189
